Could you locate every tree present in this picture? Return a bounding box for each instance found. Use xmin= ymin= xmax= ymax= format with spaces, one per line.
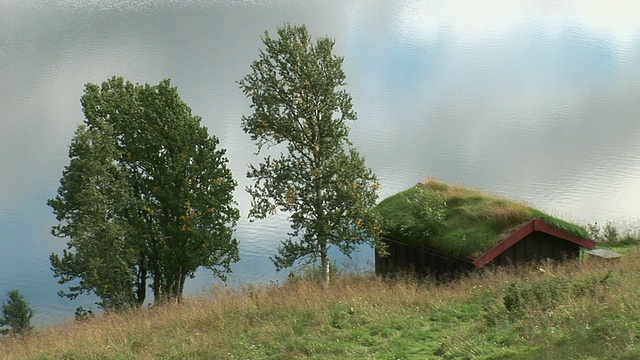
xmin=239 ymin=24 xmax=381 ymax=285
xmin=49 ymin=77 xmax=240 ymax=310
xmin=0 ymin=290 xmax=34 ymax=336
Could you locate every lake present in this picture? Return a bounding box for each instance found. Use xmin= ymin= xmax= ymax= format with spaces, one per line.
xmin=1 ymin=0 xmax=639 ymax=325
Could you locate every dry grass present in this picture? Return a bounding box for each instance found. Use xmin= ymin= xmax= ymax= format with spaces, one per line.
xmin=0 ymin=276 xmax=436 ymax=359
xmin=2 ymin=250 xmax=640 ymax=359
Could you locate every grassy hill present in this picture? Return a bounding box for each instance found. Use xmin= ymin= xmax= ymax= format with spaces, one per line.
xmin=2 ymin=249 xmax=640 ymax=359
xmin=375 ymin=179 xmax=589 ymax=258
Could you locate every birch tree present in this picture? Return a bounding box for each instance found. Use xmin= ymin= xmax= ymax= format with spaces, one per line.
xmin=239 ymin=24 xmax=381 ymax=285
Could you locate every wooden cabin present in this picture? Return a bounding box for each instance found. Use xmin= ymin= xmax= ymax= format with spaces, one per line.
xmin=374 ymin=180 xmax=597 ymax=277
xmin=375 ymin=218 xmax=596 ymax=276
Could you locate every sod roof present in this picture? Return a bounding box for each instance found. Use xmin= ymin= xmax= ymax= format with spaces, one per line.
xmin=374 ymin=179 xmax=589 ymax=258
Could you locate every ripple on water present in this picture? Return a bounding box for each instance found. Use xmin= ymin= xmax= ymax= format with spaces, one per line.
xmin=2 ymin=0 xmax=640 ymax=327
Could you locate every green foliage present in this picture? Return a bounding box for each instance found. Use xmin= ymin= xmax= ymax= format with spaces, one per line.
xmin=0 ymin=290 xmax=34 ymax=336
xmin=74 ymin=306 xmax=95 ymax=322
xmin=376 ymin=186 xmax=447 ymax=245
xmin=588 ymin=221 xmax=618 ymax=242
xmin=501 ymin=272 xmax=610 ymax=318
xmin=287 ymin=259 xmax=342 ymax=284
xmin=49 ymin=76 xmax=240 ymax=310
xmin=588 ymin=221 xmax=640 ymax=246
xmin=239 ymin=24 xmax=381 ymax=284
xmin=375 ymin=179 xmax=589 ymax=257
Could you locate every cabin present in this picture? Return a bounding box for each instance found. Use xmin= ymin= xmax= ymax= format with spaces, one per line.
xmin=374 ymin=180 xmax=596 ymax=276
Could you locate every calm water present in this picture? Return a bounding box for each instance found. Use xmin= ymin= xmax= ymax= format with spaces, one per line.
xmin=1 ymin=0 xmax=640 ymax=325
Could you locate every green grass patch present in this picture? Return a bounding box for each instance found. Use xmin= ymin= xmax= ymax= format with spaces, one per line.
xmin=4 ymin=249 xmax=640 ymax=359
xmin=375 ymin=179 xmax=589 ymax=257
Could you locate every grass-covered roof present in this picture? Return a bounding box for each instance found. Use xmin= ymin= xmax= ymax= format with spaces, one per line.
xmin=374 ymin=179 xmax=589 ymax=258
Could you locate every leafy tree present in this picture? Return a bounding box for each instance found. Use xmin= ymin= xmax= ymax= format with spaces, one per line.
xmin=0 ymin=290 xmax=34 ymax=336
xmin=239 ymin=24 xmax=381 ymax=285
xmin=49 ymin=77 xmax=240 ymax=310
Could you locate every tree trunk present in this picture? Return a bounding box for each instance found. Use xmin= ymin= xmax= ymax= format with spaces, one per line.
xmin=178 ymin=273 xmax=186 ymax=304
xmin=314 ymin=129 xmax=329 ymax=287
xmin=320 ymin=237 xmax=329 ymax=287
xmin=152 ymin=263 xmax=161 ymax=305
xmin=135 ymin=254 xmax=147 ymax=308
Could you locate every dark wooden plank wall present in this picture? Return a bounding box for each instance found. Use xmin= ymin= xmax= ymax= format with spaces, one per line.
xmin=376 ymin=232 xmax=582 ymax=276
xmin=492 ymin=232 xmax=580 ymax=266
xmin=375 ymin=238 xmax=474 ymax=276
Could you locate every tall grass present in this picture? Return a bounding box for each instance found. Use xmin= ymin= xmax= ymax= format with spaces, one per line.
xmin=2 ymin=251 xmax=640 ymax=359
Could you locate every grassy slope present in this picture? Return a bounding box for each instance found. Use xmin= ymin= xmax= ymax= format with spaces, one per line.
xmin=2 ymin=251 xmax=640 ymax=359
xmin=375 ymin=179 xmax=589 ymax=258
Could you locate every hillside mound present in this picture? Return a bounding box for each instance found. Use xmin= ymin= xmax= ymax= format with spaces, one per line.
xmin=374 ymin=179 xmax=588 ymax=258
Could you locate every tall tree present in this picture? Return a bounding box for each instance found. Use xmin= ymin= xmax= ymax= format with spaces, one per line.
xmin=239 ymin=24 xmax=381 ymax=285
xmin=0 ymin=290 xmax=34 ymax=336
xmin=49 ymin=77 xmax=239 ymax=310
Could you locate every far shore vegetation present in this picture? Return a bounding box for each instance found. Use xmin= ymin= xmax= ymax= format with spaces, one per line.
xmin=1 ymin=233 xmax=639 ymax=359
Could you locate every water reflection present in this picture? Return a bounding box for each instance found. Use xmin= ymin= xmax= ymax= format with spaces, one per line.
xmin=0 ymin=0 xmax=639 ymax=324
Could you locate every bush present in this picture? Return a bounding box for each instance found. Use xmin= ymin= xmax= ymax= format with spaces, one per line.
xmin=502 ymin=278 xmax=571 ymax=317
xmin=501 ymin=272 xmax=612 ymax=319
xmin=0 ymin=290 xmax=34 ymax=336
xmin=587 ymin=221 xmax=639 ymax=245
xmin=74 ymin=306 xmax=95 ymax=322
xmin=287 ymin=259 xmax=342 ymax=283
